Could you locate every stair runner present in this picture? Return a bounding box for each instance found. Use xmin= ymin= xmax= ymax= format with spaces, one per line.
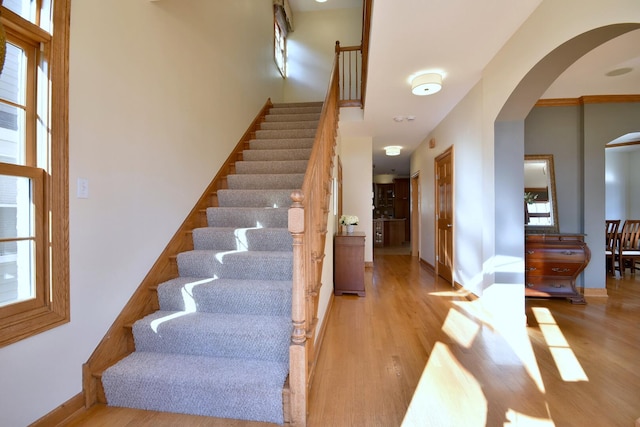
xmin=101 ymin=102 xmax=322 ymax=424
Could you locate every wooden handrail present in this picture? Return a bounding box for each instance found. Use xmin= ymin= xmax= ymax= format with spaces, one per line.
xmin=288 ymin=47 xmax=340 ymax=427
xmin=360 ymin=0 xmax=372 ymax=107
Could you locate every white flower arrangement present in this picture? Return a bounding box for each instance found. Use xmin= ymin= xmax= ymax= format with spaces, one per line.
xmin=339 ymin=215 xmax=359 ymax=226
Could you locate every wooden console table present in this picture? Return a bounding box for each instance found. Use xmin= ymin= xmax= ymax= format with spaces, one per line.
xmin=334 ymin=232 xmax=365 ymax=296
xmin=525 ymin=233 xmax=591 ymax=304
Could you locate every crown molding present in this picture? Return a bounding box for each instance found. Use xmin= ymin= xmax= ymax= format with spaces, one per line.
xmin=535 ymin=94 xmax=640 ymax=107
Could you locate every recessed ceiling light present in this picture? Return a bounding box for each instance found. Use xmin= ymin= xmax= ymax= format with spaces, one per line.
xmin=393 ymin=116 xmax=404 ymax=122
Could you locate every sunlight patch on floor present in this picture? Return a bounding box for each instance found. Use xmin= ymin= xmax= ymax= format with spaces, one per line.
xmin=402 ymin=342 xmax=487 ymax=427
xmin=532 ymin=307 xmax=588 ymax=382
xmin=429 ymin=288 xmax=473 ymax=298
xmin=504 ymin=408 xmax=556 ymax=426
xmin=441 ymin=307 xmax=480 ymax=349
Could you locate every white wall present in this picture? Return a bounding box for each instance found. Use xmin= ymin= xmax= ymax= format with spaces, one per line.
xmin=285 ymin=8 xmax=363 ymax=103
xmin=411 ymin=84 xmax=485 ymax=293
xmin=606 ymin=148 xmax=640 ymax=221
xmin=606 ymin=150 xmax=629 ymax=220
xmin=0 ymin=1 xmax=284 ymax=425
xmin=629 ymin=150 xmax=640 ymax=218
xmin=339 ymin=135 xmax=374 ymax=263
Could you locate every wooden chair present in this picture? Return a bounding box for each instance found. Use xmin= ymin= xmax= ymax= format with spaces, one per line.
xmin=605 ymin=219 xmax=620 ymax=276
xmin=617 ymin=220 xmax=640 ymax=276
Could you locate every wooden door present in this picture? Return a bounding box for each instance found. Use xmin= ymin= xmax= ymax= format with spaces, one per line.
xmin=393 ymin=178 xmax=410 ymax=241
xmin=411 ymin=173 xmax=420 ymax=257
xmin=435 ymin=147 xmax=453 ymax=283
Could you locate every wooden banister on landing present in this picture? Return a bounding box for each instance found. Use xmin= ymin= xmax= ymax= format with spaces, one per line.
xmin=336 ymin=43 xmax=362 ymax=107
xmin=287 ymin=49 xmax=340 ymax=427
xmin=336 ymin=0 xmax=371 ymax=108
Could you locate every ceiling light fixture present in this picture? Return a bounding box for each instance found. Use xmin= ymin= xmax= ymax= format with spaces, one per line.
xmin=384 ymin=146 xmax=402 ymax=156
xmin=411 ymin=73 xmax=442 ymax=96
xmin=605 ymin=67 xmax=633 ymax=77
xmin=315 ymin=0 xmax=327 ymax=2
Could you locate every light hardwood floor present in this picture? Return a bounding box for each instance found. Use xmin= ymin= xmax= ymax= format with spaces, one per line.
xmin=60 ymin=252 xmax=640 ymax=427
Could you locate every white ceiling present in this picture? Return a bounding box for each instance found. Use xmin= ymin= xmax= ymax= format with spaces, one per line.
xmin=289 ymin=0 xmax=640 ymax=176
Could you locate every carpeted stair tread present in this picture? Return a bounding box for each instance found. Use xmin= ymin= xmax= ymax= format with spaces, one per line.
xmin=269 ymin=106 xmax=322 ymax=115
xmin=248 ymin=138 xmax=315 ymax=150
xmin=227 ymin=173 xmax=304 ymax=190
xmin=235 ymin=160 xmax=308 ymax=175
xmin=243 ymin=148 xmax=312 ymax=161
xmin=271 ymin=101 xmax=323 ymax=108
xmin=206 ymin=207 xmax=288 ymax=228
xmin=102 ymin=351 xmax=289 ymax=424
xmin=255 ymin=128 xmax=317 ymax=139
xmin=192 ymin=226 xmax=292 ymax=251
xmin=177 ymin=249 xmax=293 ymax=280
xmin=270 ymin=105 xmax=322 ymax=113
xmin=216 ymin=189 xmax=294 ymax=208
xmin=260 ymin=120 xmax=319 ymax=130
xmin=132 ymin=310 xmax=291 ymax=362
xmin=157 ymin=277 xmax=292 ymax=315
xmin=265 ymin=113 xmax=320 ymax=122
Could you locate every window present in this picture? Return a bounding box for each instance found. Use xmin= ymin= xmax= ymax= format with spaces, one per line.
xmin=274 ymin=19 xmax=286 ymax=77
xmin=0 ymin=0 xmax=70 ymax=347
xmin=273 ymin=1 xmax=292 ymax=78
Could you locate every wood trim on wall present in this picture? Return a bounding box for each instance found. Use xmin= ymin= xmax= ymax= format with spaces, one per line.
xmin=29 ymin=393 xmax=85 ymax=427
xmin=584 ymin=287 xmax=609 ymax=298
xmin=535 ymin=94 xmax=640 ymax=107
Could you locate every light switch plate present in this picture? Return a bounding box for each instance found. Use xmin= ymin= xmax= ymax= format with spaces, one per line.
xmin=77 ymin=178 xmax=89 ymax=198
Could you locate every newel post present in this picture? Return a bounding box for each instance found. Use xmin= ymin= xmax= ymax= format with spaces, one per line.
xmin=288 ymin=189 xmax=307 ymax=426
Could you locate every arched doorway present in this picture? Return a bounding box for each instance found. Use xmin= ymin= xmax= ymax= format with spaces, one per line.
xmin=493 ymin=24 xmax=640 ymax=303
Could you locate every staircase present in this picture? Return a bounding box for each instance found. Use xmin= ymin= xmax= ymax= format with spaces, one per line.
xmin=100 ymin=102 xmax=323 ymax=425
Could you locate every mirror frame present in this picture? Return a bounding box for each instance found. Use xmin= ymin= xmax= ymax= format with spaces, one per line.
xmin=524 ymin=154 xmax=559 ymax=234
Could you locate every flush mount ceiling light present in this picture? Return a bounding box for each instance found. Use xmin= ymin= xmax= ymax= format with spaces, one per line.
xmin=605 ymin=67 xmax=633 ymax=77
xmin=315 ymin=0 xmax=327 ymax=2
xmin=384 ymin=146 xmax=402 ymax=156
xmin=411 ymin=73 xmax=443 ymax=96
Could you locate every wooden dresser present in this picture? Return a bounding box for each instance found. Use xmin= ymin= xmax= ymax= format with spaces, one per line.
xmin=524 ymin=233 xmax=591 ymax=304
xmin=334 ymin=232 xmax=365 ymax=296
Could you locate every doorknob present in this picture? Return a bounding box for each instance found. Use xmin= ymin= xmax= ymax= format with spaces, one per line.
xmin=447 ymin=224 xmax=452 ymax=228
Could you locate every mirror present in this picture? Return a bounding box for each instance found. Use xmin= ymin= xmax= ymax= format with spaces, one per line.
xmin=524 ymin=154 xmax=559 ymax=233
